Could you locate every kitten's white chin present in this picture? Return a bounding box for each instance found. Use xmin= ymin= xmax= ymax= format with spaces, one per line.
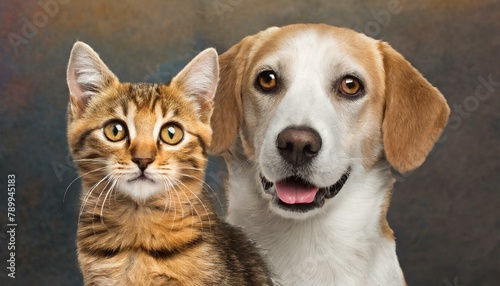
xmin=117 ymin=179 xmax=163 ymax=201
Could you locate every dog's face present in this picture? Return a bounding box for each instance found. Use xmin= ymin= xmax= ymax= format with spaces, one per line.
xmin=211 ymin=24 xmax=449 ymax=219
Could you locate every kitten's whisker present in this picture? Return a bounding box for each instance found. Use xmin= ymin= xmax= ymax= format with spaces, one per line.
xmin=164 ymin=178 xmax=177 ymax=224
xmin=170 ymin=177 xmax=197 ymax=234
xmin=163 ymin=177 xmax=179 ymax=230
xmin=78 ymin=173 xmax=111 ymax=224
xmin=105 ymin=177 xmax=118 ymax=212
xmin=72 ymin=158 xmax=108 ymax=162
xmin=181 ymin=153 xmax=207 ymax=160
xmin=178 ymin=166 xmax=221 ymax=194
xmin=170 ymin=177 xmax=211 ymax=233
xmin=112 ymin=178 xmax=119 ymax=205
xmin=63 ymin=166 xmax=107 ymax=203
xmin=91 ymin=175 xmax=113 ymax=233
xmin=166 ymin=177 xmax=186 ymax=231
xmin=178 ymin=170 xmax=224 ymax=212
xmin=99 ymin=178 xmax=117 ymax=230
xmin=80 ymin=174 xmax=110 ymax=215
xmin=177 ymin=166 xmax=204 ymax=171
xmin=159 ymin=178 xmax=173 ymax=218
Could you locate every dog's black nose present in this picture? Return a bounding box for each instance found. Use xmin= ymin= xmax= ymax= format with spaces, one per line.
xmin=276 ymin=126 xmax=322 ymax=167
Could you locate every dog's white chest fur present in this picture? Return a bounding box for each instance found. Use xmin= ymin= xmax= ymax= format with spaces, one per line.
xmin=226 ymin=162 xmax=405 ymax=286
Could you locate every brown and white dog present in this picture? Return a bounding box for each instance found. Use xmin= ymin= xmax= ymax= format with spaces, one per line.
xmin=209 ymin=24 xmax=449 ymax=285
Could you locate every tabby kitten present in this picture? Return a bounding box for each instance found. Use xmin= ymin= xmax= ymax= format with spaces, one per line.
xmin=66 ymin=42 xmax=273 ymax=286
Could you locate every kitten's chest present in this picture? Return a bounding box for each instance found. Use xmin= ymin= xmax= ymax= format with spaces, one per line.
xmin=84 ymin=247 xmax=216 ymax=286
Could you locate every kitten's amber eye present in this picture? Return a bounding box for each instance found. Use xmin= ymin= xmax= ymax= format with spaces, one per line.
xmin=339 ymin=76 xmax=363 ymax=96
xmin=160 ymin=123 xmax=184 ymax=145
xmin=103 ymin=121 xmax=127 ymax=142
xmin=257 ymin=70 xmax=278 ymax=92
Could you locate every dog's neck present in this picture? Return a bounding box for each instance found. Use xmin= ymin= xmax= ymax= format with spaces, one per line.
xmin=222 ymin=149 xmax=405 ymax=285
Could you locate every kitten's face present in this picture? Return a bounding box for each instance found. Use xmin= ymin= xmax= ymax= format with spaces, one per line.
xmin=69 ymin=83 xmax=212 ymax=201
xmin=66 ymin=42 xmax=218 ymax=202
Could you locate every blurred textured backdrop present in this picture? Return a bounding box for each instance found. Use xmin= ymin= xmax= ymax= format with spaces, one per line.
xmin=0 ymin=0 xmax=499 ymax=285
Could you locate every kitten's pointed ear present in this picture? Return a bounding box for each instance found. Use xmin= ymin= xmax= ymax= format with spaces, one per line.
xmin=171 ymin=48 xmax=219 ymax=122
xmin=67 ymin=41 xmax=118 ymax=118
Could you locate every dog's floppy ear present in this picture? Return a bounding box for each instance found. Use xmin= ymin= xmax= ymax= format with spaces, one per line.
xmin=210 ymin=37 xmax=253 ymax=155
xmin=380 ymin=42 xmax=450 ymax=173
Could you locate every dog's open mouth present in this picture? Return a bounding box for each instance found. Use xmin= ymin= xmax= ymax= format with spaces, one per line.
xmin=261 ymin=167 xmax=351 ymax=212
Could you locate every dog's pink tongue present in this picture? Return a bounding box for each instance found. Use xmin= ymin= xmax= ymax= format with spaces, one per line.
xmin=275 ymin=182 xmax=319 ymax=204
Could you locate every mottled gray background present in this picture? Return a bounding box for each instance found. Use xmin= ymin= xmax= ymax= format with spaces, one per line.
xmin=0 ymin=0 xmax=499 ymax=285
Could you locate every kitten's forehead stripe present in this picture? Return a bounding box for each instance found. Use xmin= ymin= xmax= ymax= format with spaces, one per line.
xmin=123 ymin=83 xmax=166 ymax=111
xmin=129 ymin=86 xmax=140 ymax=107
xmin=190 ymin=133 xmax=208 ymax=157
xmin=120 ymin=92 xmax=129 ymax=115
xmin=74 ymin=128 xmax=98 ymax=154
xmin=154 ymin=85 xmax=162 ymax=101
xmin=150 ymin=94 xmax=160 ymax=113
xmin=172 ymin=108 xmax=179 ymax=118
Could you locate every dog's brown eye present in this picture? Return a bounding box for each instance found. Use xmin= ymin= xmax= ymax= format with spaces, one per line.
xmin=160 ymin=123 xmax=184 ymax=145
xmin=257 ymin=70 xmax=278 ymax=92
xmin=104 ymin=121 xmax=127 ymax=142
xmin=339 ymin=76 xmax=362 ymax=96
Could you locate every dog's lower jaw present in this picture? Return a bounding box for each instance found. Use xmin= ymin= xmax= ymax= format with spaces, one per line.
xmin=224 ymin=158 xmax=406 ymax=286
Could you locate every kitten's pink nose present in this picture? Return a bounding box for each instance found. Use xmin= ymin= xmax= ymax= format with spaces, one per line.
xmin=132 ymin=157 xmax=154 ymax=171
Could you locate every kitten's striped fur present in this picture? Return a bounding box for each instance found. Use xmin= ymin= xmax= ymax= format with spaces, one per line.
xmin=66 ymin=42 xmax=273 ymax=286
